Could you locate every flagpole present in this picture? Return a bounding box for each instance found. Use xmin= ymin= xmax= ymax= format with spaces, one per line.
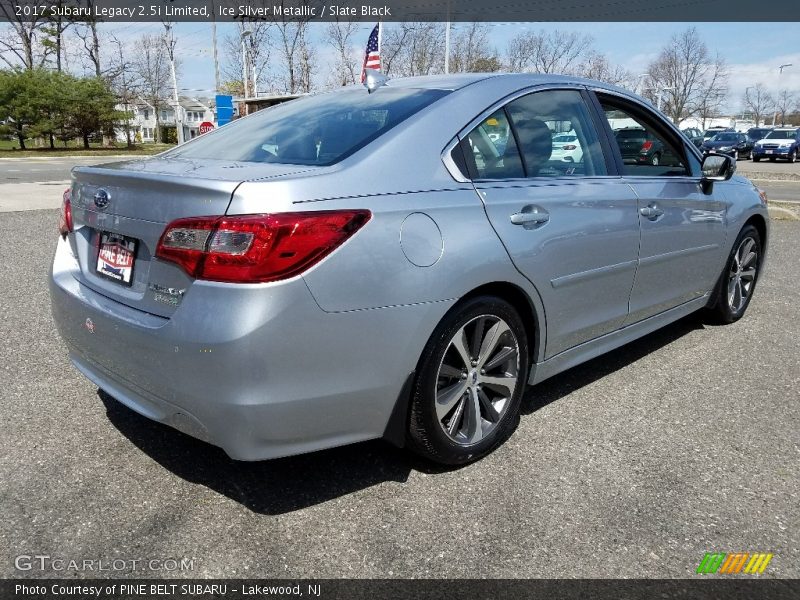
xmin=444 ymin=2 xmax=451 ymax=74
xmin=378 ymin=21 xmax=383 ymax=64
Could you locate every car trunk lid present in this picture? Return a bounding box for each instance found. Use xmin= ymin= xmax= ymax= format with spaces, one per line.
xmin=68 ymin=157 xmax=317 ymax=318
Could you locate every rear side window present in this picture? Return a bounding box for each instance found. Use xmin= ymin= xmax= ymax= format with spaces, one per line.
xmin=460 ymin=89 xmax=607 ymax=180
xmin=168 ymin=88 xmax=449 ymax=165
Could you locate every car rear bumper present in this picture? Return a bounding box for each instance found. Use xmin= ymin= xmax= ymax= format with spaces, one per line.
xmin=50 ymin=236 xmax=442 ymax=460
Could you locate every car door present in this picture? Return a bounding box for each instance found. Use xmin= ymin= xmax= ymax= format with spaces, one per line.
xmin=593 ymin=92 xmax=728 ymax=325
xmin=458 ymin=87 xmax=640 ymax=358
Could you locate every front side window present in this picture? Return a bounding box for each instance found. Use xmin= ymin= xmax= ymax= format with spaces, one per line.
xmin=169 ymin=87 xmax=449 ymax=165
xmin=460 ymin=89 xmax=607 ymax=180
xmin=601 ymin=99 xmax=689 ymax=176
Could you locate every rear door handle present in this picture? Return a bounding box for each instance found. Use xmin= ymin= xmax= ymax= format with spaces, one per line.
xmin=639 ymin=204 xmax=664 ymax=219
xmin=510 ymin=208 xmax=550 ymax=227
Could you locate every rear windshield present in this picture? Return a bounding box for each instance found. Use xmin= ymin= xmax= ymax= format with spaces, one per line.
xmin=616 ymin=129 xmax=647 ymax=139
xmin=168 ymin=87 xmax=449 ymax=165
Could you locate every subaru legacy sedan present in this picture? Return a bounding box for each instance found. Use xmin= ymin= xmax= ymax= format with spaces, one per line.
xmin=50 ymin=74 xmax=768 ymax=465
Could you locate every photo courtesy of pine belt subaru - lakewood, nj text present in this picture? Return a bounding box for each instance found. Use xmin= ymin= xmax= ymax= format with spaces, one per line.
xmin=50 ymin=73 xmax=769 ymax=465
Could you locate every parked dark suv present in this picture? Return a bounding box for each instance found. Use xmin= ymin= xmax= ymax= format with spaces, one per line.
xmin=752 ymin=128 xmax=800 ymax=162
xmin=681 ymin=127 xmax=703 ymax=147
xmin=746 ymin=127 xmax=772 ymax=146
xmin=615 ymin=127 xmax=666 ymax=165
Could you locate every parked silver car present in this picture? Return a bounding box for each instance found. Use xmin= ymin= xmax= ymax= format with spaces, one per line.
xmin=50 ymin=74 xmax=769 ymax=465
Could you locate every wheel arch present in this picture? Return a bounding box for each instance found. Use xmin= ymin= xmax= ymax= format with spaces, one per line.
xmin=743 ymin=213 xmax=768 ymax=256
xmin=382 ymin=280 xmax=545 ymax=448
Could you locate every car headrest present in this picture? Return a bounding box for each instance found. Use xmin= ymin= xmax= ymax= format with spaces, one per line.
xmin=513 ymin=119 xmax=552 ymax=175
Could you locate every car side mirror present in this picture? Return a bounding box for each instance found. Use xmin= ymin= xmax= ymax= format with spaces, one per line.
xmin=701 ymin=153 xmax=735 ymax=191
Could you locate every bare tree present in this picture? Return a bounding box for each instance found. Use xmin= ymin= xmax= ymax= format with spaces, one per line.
xmin=108 ymin=36 xmax=138 ymax=147
xmin=646 ymin=27 xmax=729 ymax=124
xmin=325 ymin=19 xmax=359 ymax=86
xmin=505 ymin=29 xmax=593 ymax=74
xmin=449 ymin=23 xmax=500 ymax=73
xmin=221 ymin=20 xmax=272 ymax=96
xmin=74 ymin=1 xmax=102 ymax=78
xmin=382 ymin=22 xmax=445 ymax=77
xmin=773 ymin=89 xmax=795 ymax=126
xmin=270 ymin=6 xmax=314 ymax=94
xmin=577 ymin=52 xmax=633 ymax=87
xmin=743 ymin=83 xmax=774 ymax=127
xmin=0 ymin=4 xmax=50 ymax=69
xmin=133 ymin=34 xmax=171 ymax=143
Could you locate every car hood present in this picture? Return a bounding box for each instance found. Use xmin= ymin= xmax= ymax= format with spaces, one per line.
xmin=702 ymin=140 xmax=738 ymax=148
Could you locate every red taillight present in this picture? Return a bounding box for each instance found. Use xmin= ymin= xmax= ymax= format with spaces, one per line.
xmin=640 ymin=140 xmax=653 ymax=153
xmin=59 ymin=188 xmax=73 ymax=238
xmin=155 ymin=210 xmax=371 ymax=283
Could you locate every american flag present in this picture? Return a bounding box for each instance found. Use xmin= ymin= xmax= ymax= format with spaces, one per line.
xmin=360 ymin=23 xmax=381 ymax=83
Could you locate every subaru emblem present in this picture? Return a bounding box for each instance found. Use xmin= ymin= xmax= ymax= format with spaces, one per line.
xmin=93 ymin=189 xmax=110 ymax=210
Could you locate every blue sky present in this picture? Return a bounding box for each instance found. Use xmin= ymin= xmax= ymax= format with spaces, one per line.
xmin=103 ymin=21 xmax=800 ymax=112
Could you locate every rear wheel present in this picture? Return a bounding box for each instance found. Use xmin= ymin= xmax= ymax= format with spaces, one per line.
xmin=651 ymin=153 xmax=661 ymax=166
xmin=752 ymin=155 xmax=760 ymax=162
xmin=407 ymin=297 xmax=529 ymax=465
xmin=706 ymin=225 xmax=762 ymax=324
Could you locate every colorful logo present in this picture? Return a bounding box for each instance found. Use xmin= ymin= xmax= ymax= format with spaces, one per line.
xmin=696 ymin=552 xmax=774 ymax=574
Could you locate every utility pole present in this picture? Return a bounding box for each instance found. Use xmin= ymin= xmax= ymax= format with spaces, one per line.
xmin=211 ymin=0 xmax=220 ymax=93
xmin=241 ymin=30 xmax=251 ymax=114
xmin=163 ymin=23 xmax=184 ymax=145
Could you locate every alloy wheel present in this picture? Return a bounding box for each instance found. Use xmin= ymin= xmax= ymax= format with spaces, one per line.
xmin=728 ymin=236 xmax=758 ymax=313
xmin=434 ymin=315 xmax=519 ymax=445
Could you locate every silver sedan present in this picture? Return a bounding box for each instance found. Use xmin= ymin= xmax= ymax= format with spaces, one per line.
xmin=50 ymin=73 xmax=769 ymax=465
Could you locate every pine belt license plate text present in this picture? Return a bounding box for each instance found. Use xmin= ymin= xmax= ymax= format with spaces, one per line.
xmin=96 ymin=232 xmax=137 ymax=285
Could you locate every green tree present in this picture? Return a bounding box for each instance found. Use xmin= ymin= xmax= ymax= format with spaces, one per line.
xmin=0 ymin=68 xmax=53 ymax=149
xmin=63 ymin=77 xmax=124 ymax=149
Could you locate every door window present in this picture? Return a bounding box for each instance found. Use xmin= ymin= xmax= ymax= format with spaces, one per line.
xmin=600 ymin=99 xmax=689 ymax=176
xmin=460 ymin=89 xmax=607 ymax=180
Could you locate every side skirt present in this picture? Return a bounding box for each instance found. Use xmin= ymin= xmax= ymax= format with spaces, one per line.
xmin=529 ymin=294 xmax=710 ymax=386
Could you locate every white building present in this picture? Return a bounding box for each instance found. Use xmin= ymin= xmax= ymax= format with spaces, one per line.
xmin=116 ymin=97 xmax=217 ymax=144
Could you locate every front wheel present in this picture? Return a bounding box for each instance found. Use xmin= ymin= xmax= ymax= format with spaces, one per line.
xmin=789 ymin=149 xmax=797 ymax=163
xmin=706 ymin=225 xmax=762 ymax=324
xmin=407 ymin=296 xmax=529 ymax=465
xmin=752 ymin=155 xmax=760 ymax=162
xmin=733 ymin=149 xmax=739 ymax=160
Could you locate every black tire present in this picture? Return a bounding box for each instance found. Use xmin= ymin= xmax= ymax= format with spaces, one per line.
xmin=789 ymin=150 xmax=797 ymax=164
xmin=407 ymin=296 xmax=529 ymax=465
xmin=752 ymin=155 xmax=760 ymax=162
xmin=651 ymin=153 xmax=660 ymax=166
xmin=705 ymin=225 xmax=762 ymax=324
xmin=769 ymin=157 xmax=776 ymax=162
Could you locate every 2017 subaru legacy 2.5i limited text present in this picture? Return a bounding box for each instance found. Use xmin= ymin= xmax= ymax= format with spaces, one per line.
xmin=50 ymin=73 xmax=769 ymax=465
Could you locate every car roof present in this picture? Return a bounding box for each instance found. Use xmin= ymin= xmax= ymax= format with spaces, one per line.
xmin=382 ymin=72 xmax=630 ymax=92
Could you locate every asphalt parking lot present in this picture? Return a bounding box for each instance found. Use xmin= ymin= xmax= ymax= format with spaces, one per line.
xmin=1 ymin=209 xmax=798 ymax=579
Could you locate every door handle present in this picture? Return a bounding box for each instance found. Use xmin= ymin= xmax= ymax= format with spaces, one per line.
xmin=639 ymin=204 xmax=664 ymax=219
xmin=511 ymin=208 xmax=550 ymax=227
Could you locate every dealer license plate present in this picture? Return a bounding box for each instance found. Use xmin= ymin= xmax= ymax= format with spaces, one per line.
xmin=96 ymin=232 xmax=137 ymax=285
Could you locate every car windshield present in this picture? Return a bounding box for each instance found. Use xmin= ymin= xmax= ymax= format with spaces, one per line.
xmin=764 ymin=130 xmax=797 ymax=140
xmin=711 ymin=133 xmax=738 ymax=141
xmin=168 ymin=87 xmax=449 ymax=165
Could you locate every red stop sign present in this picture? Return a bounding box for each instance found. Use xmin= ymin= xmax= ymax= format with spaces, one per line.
xmin=199 ymin=121 xmax=214 ymax=134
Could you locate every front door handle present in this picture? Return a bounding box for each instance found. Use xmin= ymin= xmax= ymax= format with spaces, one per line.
xmin=511 ymin=207 xmax=550 ymax=227
xmin=639 ymin=204 xmax=664 ymax=220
